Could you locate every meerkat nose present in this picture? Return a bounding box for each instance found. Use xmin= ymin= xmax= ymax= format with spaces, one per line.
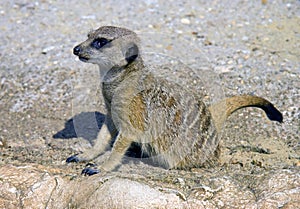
xmin=73 ymin=45 xmax=81 ymax=55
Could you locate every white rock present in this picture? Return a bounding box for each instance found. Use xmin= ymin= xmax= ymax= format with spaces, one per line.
xmin=181 ymin=18 xmax=190 ymax=25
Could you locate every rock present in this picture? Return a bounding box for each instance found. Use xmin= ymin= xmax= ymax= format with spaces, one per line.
xmin=0 ymin=165 xmax=299 ymax=208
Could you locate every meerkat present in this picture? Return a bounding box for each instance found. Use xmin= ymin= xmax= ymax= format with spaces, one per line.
xmin=67 ymin=26 xmax=283 ymax=175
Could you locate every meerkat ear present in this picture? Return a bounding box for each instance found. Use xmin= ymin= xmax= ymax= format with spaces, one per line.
xmin=125 ymin=43 xmax=139 ymax=64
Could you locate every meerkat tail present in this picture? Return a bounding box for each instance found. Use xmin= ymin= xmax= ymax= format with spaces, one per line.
xmin=224 ymin=95 xmax=283 ymax=122
xmin=209 ymin=95 xmax=283 ymax=132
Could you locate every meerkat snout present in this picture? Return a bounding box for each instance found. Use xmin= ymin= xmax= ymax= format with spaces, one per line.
xmin=73 ymin=44 xmax=90 ymax=62
xmin=73 ymin=45 xmax=81 ymax=56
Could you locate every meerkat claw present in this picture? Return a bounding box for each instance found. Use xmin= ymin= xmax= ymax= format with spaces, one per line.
xmin=66 ymin=154 xmax=80 ymax=163
xmin=81 ymin=167 xmax=100 ymax=176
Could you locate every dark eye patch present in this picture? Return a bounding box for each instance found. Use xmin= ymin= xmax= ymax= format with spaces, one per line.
xmin=91 ymin=38 xmax=111 ymax=49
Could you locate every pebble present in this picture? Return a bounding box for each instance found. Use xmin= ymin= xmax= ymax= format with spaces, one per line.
xmin=242 ymin=36 xmax=249 ymax=41
xmin=42 ymin=46 xmax=55 ymax=54
xmin=180 ymin=18 xmax=190 ymax=25
xmin=176 ymin=177 xmax=185 ymax=186
xmin=81 ymin=15 xmax=96 ymax=20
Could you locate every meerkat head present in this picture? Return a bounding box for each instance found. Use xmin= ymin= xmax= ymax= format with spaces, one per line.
xmin=73 ymin=26 xmax=140 ymax=68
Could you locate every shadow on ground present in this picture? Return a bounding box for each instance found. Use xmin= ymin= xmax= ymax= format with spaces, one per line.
xmin=53 ymin=111 xmax=146 ymax=159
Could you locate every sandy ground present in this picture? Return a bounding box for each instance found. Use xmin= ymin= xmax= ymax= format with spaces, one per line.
xmin=0 ymin=0 xmax=299 ymax=207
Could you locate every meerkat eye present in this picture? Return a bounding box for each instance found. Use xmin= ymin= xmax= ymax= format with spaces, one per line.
xmin=91 ymin=38 xmax=110 ymax=49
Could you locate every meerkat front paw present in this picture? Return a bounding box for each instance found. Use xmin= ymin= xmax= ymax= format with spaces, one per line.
xmin=66 ymin=148 xmax=103 ymax=163
xmin=81 ymin=167 xmax=100 ymax=176
xmin=66 ymin=154 xmax=81 ymax=163
xmin=81 ymin=163 xmax=101 ymax=176
xmin=66 ymin=152 xmax=94 ymax=163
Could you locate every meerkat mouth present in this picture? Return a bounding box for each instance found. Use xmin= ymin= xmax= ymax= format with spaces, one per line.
xmin=78 ymin=56 xmax=89 ymax=62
